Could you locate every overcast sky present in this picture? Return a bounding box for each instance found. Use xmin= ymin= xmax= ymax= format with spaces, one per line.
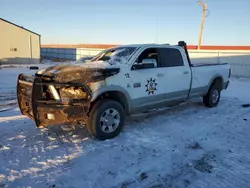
xmin=1 ymin=0 xmax=250 ymax=45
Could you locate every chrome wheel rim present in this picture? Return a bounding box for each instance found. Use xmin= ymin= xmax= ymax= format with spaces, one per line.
xmin=100 ymin=108 xmax=120 ymax=133
xmin=212 ymin=89 xmax=219 ymax=103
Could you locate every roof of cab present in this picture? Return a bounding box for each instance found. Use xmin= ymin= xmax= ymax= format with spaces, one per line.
xmin=115 ymin=43 xmax=182 ymax=49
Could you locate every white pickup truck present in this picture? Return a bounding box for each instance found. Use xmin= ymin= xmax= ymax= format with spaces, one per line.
xmin=17 ymin=41 xmax=230 ymax=140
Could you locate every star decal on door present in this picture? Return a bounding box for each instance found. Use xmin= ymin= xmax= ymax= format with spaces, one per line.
xmin=145 ymin=78 xmax=157 ymax=95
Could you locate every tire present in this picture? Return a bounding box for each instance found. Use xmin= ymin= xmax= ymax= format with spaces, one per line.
xmin=86 ymin=99 xmax=125 ymax=140
xmin=203 ymin=84 xmax=221 ymax=108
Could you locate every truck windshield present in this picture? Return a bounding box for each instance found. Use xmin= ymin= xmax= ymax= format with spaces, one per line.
xmin=90 ymin=47 xmax=137 ymax=64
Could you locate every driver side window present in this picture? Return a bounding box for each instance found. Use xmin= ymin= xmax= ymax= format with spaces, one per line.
xmin=131 ymin=48 xmax=159 ymax=70
xmin=136 ymin=48 xmax=158 ymax=67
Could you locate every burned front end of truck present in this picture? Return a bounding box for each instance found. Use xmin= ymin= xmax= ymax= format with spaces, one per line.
xmin=17 ymin=64 xmax=119 ymax=128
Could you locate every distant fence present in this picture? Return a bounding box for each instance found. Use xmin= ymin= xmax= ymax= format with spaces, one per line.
xmin=189 ymin=50 xmax=250 ymax=77
xmin=41 ymin=48 xmax=104 ymax=61
xmin=41 ymin=48 xmax=250 ymax=77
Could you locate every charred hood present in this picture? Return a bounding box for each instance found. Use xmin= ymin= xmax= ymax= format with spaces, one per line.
xmin=36 ymin=62 xmax=120 ymax=83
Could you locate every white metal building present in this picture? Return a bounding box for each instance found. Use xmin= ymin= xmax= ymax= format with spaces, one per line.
xmin=0 ymin=18 xmax=40 ymax=64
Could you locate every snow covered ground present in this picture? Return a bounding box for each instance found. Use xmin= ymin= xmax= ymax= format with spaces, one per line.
xmin=0 ymin=64 xmax=250 ymax=188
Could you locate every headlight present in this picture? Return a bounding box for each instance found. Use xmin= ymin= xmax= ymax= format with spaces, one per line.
xmin=59 ymin=87 xmax=88 ymax=100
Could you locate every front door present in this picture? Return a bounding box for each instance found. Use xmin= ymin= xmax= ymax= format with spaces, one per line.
xmin=128 ymin=48 xmax=167 ymax=112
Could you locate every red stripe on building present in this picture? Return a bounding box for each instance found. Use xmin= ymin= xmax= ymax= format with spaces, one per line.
xmin=41 ymin=44 xmax=250 ymax=50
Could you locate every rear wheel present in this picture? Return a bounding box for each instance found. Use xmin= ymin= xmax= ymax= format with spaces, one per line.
xmin=86 ymin=99 xmax=125 ymax=140
xmin=203 ymin=84 xmax=221 ymax=108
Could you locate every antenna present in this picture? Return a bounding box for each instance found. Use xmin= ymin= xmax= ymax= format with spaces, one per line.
xmin=156 ymin=10 xmax=159 ymax=43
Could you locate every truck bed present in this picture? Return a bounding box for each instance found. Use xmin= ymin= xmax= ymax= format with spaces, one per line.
xmin=190 ymin=63 xmax=230 ymax=97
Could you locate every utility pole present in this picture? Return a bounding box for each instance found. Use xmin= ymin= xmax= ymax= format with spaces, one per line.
xmin=197 ymin=1 xmax=207 ymax=50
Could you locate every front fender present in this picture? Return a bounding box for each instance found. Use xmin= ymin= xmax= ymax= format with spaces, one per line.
xmin=91 ymin=85 xmax=131 ymax=113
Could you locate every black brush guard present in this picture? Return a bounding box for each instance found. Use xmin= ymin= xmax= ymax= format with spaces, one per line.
xmin=17 ymin=74 xmax=91 ymax=128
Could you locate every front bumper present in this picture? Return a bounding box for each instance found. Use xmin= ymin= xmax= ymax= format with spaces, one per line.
xmin=17 ymin=74 xmax=91 ymax=128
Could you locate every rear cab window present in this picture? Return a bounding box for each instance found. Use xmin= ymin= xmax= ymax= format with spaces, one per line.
xmin=158 ymin=48 xmax=184 ymax=67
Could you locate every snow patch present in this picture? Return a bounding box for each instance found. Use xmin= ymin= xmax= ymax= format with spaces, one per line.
xmin=0 ymin=65 xmax=250 ymax=188
xmin=76 ymin=60 xmax=119 ymax=69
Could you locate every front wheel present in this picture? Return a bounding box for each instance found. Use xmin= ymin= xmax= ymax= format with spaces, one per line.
xmin=203 ymin=84 xmax=221 ymax=108
xmin=86 ymin=99 xmax=125 ymax=140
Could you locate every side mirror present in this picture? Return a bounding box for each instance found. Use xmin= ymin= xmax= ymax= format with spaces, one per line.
xmin=132 ymin=58 xmax=156 ymax=70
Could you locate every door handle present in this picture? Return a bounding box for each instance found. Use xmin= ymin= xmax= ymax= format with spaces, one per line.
xmin=157 ymin=73 xmax=164 ymax=77
xmin=183 ymin=71 xmax=189 ymax=74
